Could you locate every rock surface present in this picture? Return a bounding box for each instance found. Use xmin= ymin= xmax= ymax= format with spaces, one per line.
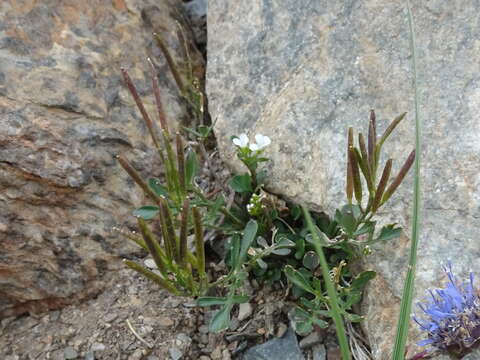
xmin=0 ymin=0 xmax=202 ymax=318
xmin=207 ymin=1 xmax=480 ymax=358
xmin=242 ymin=328 xmax=304 ymax=360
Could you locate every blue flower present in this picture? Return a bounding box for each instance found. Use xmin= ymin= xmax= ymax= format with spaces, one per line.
xmin=414 ymin=262 xmax=480 ymax=356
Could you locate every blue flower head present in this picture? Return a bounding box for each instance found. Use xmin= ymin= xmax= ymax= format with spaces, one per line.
xmin=414 ymin=262 xmax=480 ymax=356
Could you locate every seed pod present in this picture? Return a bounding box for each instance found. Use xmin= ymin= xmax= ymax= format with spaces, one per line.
xmin=382 ymin=150 xmax=415 ymax=205
xmin=121 ymin=68 xmax=160 ymax=149
xmin=379 ymin=112 xmax=407 ymax=149
xmin=349 ymin=146 xmax=363 ymax=204
xmin=176 ymin=134 xmax=186 ymax=195
xmin=154 ymin=33 xmax=186 ymax=95
xmin=179 ymin=199 xmax=190 ymax=268
xmin=117 ymin=154 xmax=159 ymax=202
xmin=372 ymin=159 xmax=393 ymax=212
xmin=123 ymin=260 xmax=179 ymax=295
xmin=192 ymin=207 xmax=206 ymax=281
xmin=346 ymin=128 xmax=354 ymax=203
xmin=137 ymin=218 xmax=168 ymax=275
xmin=357 ymin=134 xmax=373 ymax=192
xmin=368 ymin=110 xmax=377 ymax=171
xmin=159 ymin=199 xmax=179 ymax=263
xmin=147 ymin=58 xmax=169 ymax=134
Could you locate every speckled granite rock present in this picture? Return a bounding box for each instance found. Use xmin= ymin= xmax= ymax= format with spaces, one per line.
xmin=0 ymin=0 xmax=202 ymax=318
xmin=207 ymin=1 xmax=480 ymax=358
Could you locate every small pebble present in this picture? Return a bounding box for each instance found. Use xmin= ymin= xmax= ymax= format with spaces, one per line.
xmin=169 ymin=347 xmax=183 ymax=360
xmin=199 ymin=325 xmax=209 ymax=334
xmin=91 ymin=343 xmax=106 ymax=352
xmin=237 ymin=303 xmax=253 ymax=321
xmin=144 ymin=259 xmax=156 ymax=269
xmin=64 ymin=346 xmax=78 ymax=359
xmin=222 ymin=349 xmax=231 ymax=360
xmin=158 ymin=316 xmax=174 ymax=327
xmin=128 ymin=349 xmax=143 ymax=360
xmin=104 ymin=313 xmax=118 ymax=323
xmin=84 ymin=351 xmax=94 ymax=360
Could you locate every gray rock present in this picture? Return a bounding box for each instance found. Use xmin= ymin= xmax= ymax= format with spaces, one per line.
xmin=63 ymin=346 xmax=78 ymax=360
xmin=312 ymin=344 xmax=326 ymax=360
xmin=242 ymin=328 xmax=303 ymax=360
xmin=207 ymin=1 xmax=480 ymax=358
xmin=84 ymin=351 xmax=95 ymax=360
xmin=238 ymin=303 xmax=253 ymax=321
xmin=299 ymin=332 xmax=321 ymax=349
xmin=169 ymin=347 xmax=183 ymax=360
xmin=91 ymin=343 xmax=105 ymax=352
xmin=0 ymin=0 xmax=202 ymax=319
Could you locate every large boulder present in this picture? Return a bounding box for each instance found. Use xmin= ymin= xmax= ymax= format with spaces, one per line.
xmin=207 ymin=1 xmax=480 ymax=358
xmin=0 ymin=0 xmax=202 ymax=318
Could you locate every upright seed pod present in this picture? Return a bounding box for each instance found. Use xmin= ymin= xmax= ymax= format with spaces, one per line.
xmin=147 ymin=58 xmax=169 ymax=134
xmin=121 ymin=68 xmax=161 ymax=150
xmin=368 ymin=110 xmax=377 ymax=174
xmin=346 ymin=128 xmax=354 ymax=204
xmin=179 ymin=199 xmax=190 ymax=268
xmin=382 ymin=150 xmax=415 ymax=205
xmin=192 ymin=207 xmax=206 ymax=282
xmin=137 ymin=218 xmax=168 ymax=276
xmin=348 ymin=146 xmax=363 ymax=204
xmin=372 ymin=159 xmax=393 ymax=213
xmin=159 ymin=199 xmax=179 ymax=263
xmin=176 ymin=134 xmax=186 ymax=196
xmin=154 ymin=33 xmax=186 ymax=95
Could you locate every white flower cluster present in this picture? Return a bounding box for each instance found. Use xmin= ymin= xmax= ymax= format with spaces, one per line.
xmin=233 ymin=133 xmax=271 ymax=151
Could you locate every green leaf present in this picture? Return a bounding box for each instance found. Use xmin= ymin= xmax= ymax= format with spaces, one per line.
xmin=294 ymin=237 xmax=305 ymax=260
xmin=290 ymin=205 xmax=302 ymax=220
xmin=228 ymin=234 xmax=241 ymax=270
xmin=284 ymin=265 xmax=316 ymax=295
xmin=148 ymin=178 xmax=168 ymax=198
xmin=257 ymin=258 xmax=268 ymax=269
xmin=229 ymin=174 xmax=253 ymax=193
xmin=373 ymin=224 xmax=402 ymax=243
xmin=185 ymin=150 xmax=198 ymax=187
xmin=238 ymin=220 xmax=258 ymax=266
xmin=353 ymin=221 xmax=375 ymax=237
xmin=350 ymin=271 xmax=376 ymax=292
xmin=289 ymin=307 xmax=313 ymax=336
xmin=133 ymin=206 xmax=160 ymax=220
xmin=209 ymin=304 xmax=232 ymax=332
xmin=230 ymin=295 xmax=250 ymax=304
xmin=303 ymin=251 xmax=320 ymax=270
xmin=271 ymin=248 xmax=291 ymax=255
xmin=197 ymin=297 xmax=228 ymax=307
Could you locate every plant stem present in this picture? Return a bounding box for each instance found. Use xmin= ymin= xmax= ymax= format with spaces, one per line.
xmin=392 ymin=1 xmax=422 ymax=358
xmin=193 ymin=187 xmax=244 ymax=226
xmin=302 ymin=205 xmax=352 ymax=360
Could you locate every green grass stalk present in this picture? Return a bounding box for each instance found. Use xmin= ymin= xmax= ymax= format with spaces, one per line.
xmin=302 ymin=205 xmax=352 ymax=360
xmin=392 ymin=1 xmax=422 ymax=358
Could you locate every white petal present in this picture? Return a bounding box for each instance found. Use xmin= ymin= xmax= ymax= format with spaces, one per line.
xmin=249 ymin=143 xmax=259 ymax=151
xmin=238 ymin=133 xmax=249 ymax=147
xmin=232 ymin=138 xmax=242 ymax=146
xmin=254 ymin=134 xmax=271 ymax=149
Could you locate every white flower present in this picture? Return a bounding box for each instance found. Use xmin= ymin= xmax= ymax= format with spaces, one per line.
xmin=232 ymin=133 xmax=249 ymax=148
xmin=249 ymin=134 xmax=271 ymax=151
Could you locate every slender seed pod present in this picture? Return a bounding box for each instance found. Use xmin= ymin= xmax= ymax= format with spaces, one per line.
xmin=357 ymin=134 xmax=373 ymax=192
xmin=179 ymin=199 xmax=190 ymax=268
xmin=176 ymin=134 xmax=186 ymax=196
xmin=382 ymin=150 xmax=415 ymax=205
xmin=379 ymin=112 xmax=407 ymax=149
xmin=157 ymin=201 xmax=173 ymax=262
xmin=121 ymin=68 xmax=160 ymax=149
xmin=372 ymin=159 xmax=393 ymax=213
xmin=137 ymin=218 xmax=168 ymax=276
xmin=346 ymin=128 xmax=354 ymax=203
xmin=123 ymin=260 xmax=179 ymax=295
xmin=348 ymin=146 xmax=363 ymax=204
xmin=117 ymin=154 xmax=159 ymax=202
xmin=368 ymin=110 xmax=377 ymax=173
xmin=192 ymin=207 xmax=206 ymax=282
xmin=154 ymin=33 xmax=186 ymax=95
xmin=159 ymin=199 xmax=179 ymax=262
xmin=353 ymin=148 xmax=373 ymax=193
xmin=147 ymin=58 xmax=169 ymax=134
